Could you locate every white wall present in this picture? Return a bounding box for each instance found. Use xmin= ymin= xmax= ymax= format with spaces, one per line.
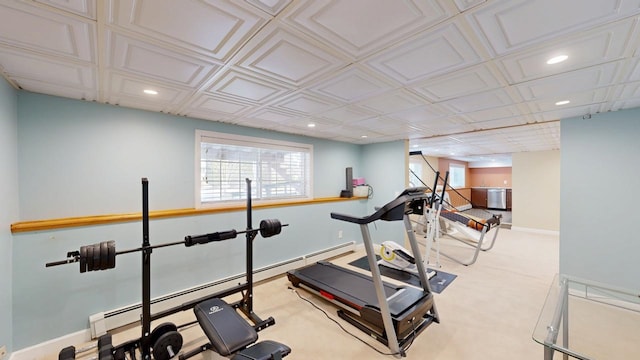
xmin=512 ymin=150 xmax=560 ymax=232
xmin=0 ymin=77 xmax=18 ymax=354
xmin=560 ymin=109 xmax=640 ymax=289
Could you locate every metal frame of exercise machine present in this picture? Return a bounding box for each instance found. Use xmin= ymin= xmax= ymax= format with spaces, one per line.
xmin=48 ymin=178 xmax=288 ymax=360
xmin=407 ymin=150 xmax=502 ymax=266
xmin=437 ymin=210 xmax=501 ymax=266
xmin=419 ymin=171 xmax=449 ymax=269
xmin=288 ymin=187 xmax=439 ymax=357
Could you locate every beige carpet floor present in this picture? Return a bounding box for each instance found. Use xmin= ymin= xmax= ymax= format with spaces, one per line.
xmin=49 ymin=227 xmax=562 ymax=360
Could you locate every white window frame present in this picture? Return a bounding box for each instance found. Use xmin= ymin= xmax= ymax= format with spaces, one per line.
xmin=448 ymin=163 xmax=466 ymax=189
xmin=195 ymin=130 xmax=313 ymax=208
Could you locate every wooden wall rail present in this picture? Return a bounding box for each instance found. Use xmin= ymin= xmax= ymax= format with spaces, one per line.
xmin=11 ymin=197 xmax=364 ymax=234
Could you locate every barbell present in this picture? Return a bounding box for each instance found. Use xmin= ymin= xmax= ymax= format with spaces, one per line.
xmin=46 ymin=219 xmax=287 ymax=273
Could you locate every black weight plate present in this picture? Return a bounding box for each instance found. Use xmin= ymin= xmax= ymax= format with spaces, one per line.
xmin=87 ymin=244 xmax=94 ymax=272
xmin=107 ymin=241 xmax=116 ymax=269
xmin=93 ymin=243 xmax=101 ymax=271
xmin=98 ymin=345 xmax=113 ymax=360
xmin=97 ymin=333 xmax=112 ymax=349
xmin=152 ymin=331 xmax=182 ymax=360
xmin=260 ymin=219 xmax=281 ymax=238
xmin=100 ymin=242 xmax=108 ymax=270
xmin=150 ymin=322 xmax=178 ymax=347
xmin=58 ymin=346 xmax=76 ymax=360
xmin=79 ymin=246 xmax=87 ymax=273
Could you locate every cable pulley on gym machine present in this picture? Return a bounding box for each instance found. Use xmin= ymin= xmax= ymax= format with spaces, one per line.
xmin=46 ymin=220 xmax=287 ymax=273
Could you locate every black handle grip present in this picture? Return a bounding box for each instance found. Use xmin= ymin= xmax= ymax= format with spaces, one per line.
xmin=184 ymin=230 xmax=238 ymax=246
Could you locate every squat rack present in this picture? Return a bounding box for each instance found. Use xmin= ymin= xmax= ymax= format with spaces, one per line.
xmin=47 ymin=178 xmax=285 ymax=360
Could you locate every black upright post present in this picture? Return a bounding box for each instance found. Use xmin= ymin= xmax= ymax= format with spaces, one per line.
xmin=429 ymin=171 xmax=440 ymax=208
xmin=141 ymin=178 xmax=152 ymax=359
xmin=245 ymin=178 xmax=254 ymax=313
xmin=439 ymin=171 xmax=450 ymax=206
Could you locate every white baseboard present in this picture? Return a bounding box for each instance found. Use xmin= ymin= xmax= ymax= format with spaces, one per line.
xmin=10 ymin=329 xmax=91 ymax=360
xmin=13 ymin=241 xmax=357 ymax=359
xmin=510 ymin=226 xmax=559 ymax=236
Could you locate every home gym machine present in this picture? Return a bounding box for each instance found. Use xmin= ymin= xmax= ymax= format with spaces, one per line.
xmin=47 ymin=178 xmax=291 ymax=360
xmin=287 ymin=187 xmax=439 ymax=357
xmin=378 ymin=171 xmax=448 ymax=273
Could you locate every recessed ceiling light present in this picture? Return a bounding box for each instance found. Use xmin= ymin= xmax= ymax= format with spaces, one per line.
xmin=143 ymin=89 xmax=158 ymax=95
xmin=546 ymin=55 xmax=568 ymax=65
xmin=307 ymin=123 xmax=316 ymax=128
xmin=361 ymin=135 xmax=368 ymax=138
xmin=555 ymin=100 xmax=570 ymax=106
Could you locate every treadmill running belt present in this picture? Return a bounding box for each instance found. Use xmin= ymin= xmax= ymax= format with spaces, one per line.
xmin=289 ymin=261 xmax=425 ymax=318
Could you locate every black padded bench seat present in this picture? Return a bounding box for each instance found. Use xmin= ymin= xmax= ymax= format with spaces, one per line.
xmin=194 ymin=298 xmax=290 ymax=359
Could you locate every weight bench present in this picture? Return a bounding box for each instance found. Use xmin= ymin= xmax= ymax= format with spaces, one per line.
xmin=194 ymin=298 xmax=290 ymax=360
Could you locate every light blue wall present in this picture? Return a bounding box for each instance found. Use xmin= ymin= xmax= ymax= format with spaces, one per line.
xmin=0 ymin=78 xmax=18 ymax=354
xmin=360 ymin=141 xmax=408 ymax=244
xmin=13 ymin=93 xmax=377 ymax=349
xmin=560 ymin=109 xmax=640 ymax=289
xmin=17 ymin=93 xmax=361 ymax=219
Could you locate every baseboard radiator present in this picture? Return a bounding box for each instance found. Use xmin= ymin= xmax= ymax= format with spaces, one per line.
xmin=90 ymin=241 xmax=356 ymax=338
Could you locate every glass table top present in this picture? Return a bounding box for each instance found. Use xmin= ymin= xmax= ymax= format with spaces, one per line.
xmin=532 ymin=274 xmax=640 ymax=359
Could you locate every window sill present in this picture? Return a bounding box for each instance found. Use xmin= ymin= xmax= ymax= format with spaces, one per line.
xmin=10 ymin=196 xmax=367 ymax=233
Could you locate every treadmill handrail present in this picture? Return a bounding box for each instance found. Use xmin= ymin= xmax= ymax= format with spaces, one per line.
xmin=331 ymin=187 xmax=429 ymax=224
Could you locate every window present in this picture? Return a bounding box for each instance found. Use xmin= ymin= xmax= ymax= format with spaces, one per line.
xmin=448 ymin=163 xmax=466 ymax=188
xmin=196 ymin=130 xmax=312 ymax=207
xmin=409 ymin=162 xmax=422 ymax=187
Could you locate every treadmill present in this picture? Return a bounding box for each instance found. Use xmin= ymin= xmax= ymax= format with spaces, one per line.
xmin=287 ymin=187 xmax=440 ymax=356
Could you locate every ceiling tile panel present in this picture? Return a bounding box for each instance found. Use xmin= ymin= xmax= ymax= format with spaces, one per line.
xmin=182 ymin=93 xmax=254 ymax=120
xmin=106 ymin=31 xmax=222 ymax=87
xmin=12 ymin=78 xmax=96 ymax=101
xmin=0 ymin=48 xmax=95 ymax=90
xmin=108 ymin=0 xmax=268 ymax=60
xmin=387 ymin=105 xmax=449 ymax=130
xmin=282 ymin=0 xmax=453 ymax=59
xmin=270 ymin=91 xmax=341 ymax=116
xmin=318 ymin=105 xmax=376 ymax=124
xmin=356 ymin=89 xmax=426 ymax=115
xmin=453 ymin=0 xmax=486 ymax=12
xmin=422 ymin=116 xmax=474 ymax=135
xmin=244 ymin=0 xmax=292 ymax=16
xmin=462 ymin=105 xmax=526 ymax=123
xmin=498 ymin=19 xmax=638 ymax=84
xmin=0 ymin=1 xmax=95 ymax=61
xmin=308 ymin=66 xmax=394 ymax=103
xmin=467 ymin=116 xmax=530 ymax=130
xmin=620 ymin=57 xmax=640 ymax=82
xmin=527 ymin=88 xmax=609 ymax=113
xmin=411 ymin=63 xmax=505 ymax=102
xmin=365 ymin=21 xmax=483 ymax=84
xmin=245 ymin=107 xmax=302 ymax=123
xmin=205 ymin=69 xmax=294 ymax=104
xmin=441 ymin=88 xmax=518 ymax=113
xmin=235 ymin=26 xmax=347 ymax=86
xmin=515 ymin=62 xmax=621 ymax=101
xmin=34 ymin=0 xmax=96 ymax=19
xmin=618 ymin=81 xmax=640 ymax=99
xmin=611 ymin=97 xmax=640 ymax=111
xmin=352 ymin=116 xmax=413 ymax=135
xmin=532 ymin=104 xmax=601 ymax=121
xmin=468 ymin=0 xmax=640 ymax=56
xmin=106 ymin=71 xmax=190 ymax=112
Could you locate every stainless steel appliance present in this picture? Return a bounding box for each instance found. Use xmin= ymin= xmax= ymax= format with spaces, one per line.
xmin=487 ymin=188 xmax=507 ymax=210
